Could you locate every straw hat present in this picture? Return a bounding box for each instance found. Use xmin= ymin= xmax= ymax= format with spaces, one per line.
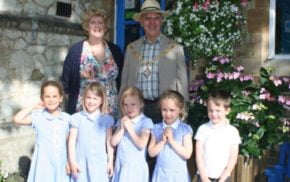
xmin=133 ymin=0 xmax=169 ymax=22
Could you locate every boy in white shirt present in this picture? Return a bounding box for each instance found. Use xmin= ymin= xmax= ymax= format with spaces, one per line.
xmin=195 ymin=91 xmax=241 ymax=182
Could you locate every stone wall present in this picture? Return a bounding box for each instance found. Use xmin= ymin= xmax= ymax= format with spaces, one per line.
xmin=0 ymin=0 xmax=115 ymax=173
xmin=236 ymin=0 xmax=290 ymax=76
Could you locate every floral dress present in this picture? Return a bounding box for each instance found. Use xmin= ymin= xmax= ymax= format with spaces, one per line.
xmin=77 ymin=41 xmax=119 ymax=118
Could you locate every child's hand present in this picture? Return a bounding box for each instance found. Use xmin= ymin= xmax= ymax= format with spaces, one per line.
xmin=70 ymin=162 xmax=81 ymax=178
xmin=164 ymin=127 xmax=174 ymax=143
xmin=201 ymin=176 xmax=211 ymax=182
xmin=34 ymin=101 xmax=44 ymax=110
xmin=107 ymin=161 xmax=114 ymax=177
xmin=65 ymin=162 xmax=71 ymax=174
xmin=120 ymin=116 xmax=128 ymax=129
xmin=218 ymin=175 xmax=228 ymax=182
xmin=162 ymin=132 xmax=167 ymax=142
xmin=122 ymin=116 xmax=132 ymax=130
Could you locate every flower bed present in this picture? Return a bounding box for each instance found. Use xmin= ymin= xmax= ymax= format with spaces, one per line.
xmin=164 ymin=0 xmax=290 ymax=158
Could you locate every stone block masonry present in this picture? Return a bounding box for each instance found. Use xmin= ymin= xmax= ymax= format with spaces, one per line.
xmin=0 ymin=0 xmax=115 ymax=173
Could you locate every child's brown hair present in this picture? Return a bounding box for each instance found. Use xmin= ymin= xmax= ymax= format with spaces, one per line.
xmin=40 ymin=80 xmax=64 ymax=99
xmin=207 ymin=90 xmax=231 ymax=109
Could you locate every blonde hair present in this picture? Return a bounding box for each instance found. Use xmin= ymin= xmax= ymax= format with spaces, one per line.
xmin=82 ymin=8 xmax=110 ymax=35
xmin=82 ymin=82 xmax=108 ymax=113
xmin=119 ymin=87 xmax=144 ymax=116
xmin=207 ymin=90 xmax=231 ymax=109
xmin=159 ymin=90 xmax=187 ymax=121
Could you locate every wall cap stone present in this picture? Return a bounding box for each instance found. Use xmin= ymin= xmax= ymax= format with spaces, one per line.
xmin=0 ymin=12 xmax=85 ymax=36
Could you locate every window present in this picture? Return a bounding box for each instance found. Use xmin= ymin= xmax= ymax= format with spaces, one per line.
xmin=269 ymin=0 xmax=290 ymax=60
xmin=116 ymin=0 xmax=173 ymax=52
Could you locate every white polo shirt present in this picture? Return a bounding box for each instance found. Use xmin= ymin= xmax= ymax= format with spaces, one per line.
xmin=194 ymin=121 xmax=241 ymax=178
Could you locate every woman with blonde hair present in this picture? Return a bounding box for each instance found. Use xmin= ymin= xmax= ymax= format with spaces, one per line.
xmin=62 ymin=8 xmax=123 ymax=119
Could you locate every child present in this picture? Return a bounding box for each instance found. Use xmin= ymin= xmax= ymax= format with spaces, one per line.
xmin=148 ymin=90 xmax=193 ymax=182
xmin=111 ymin=87 xmax=153 ymax=182
xmin=13 ymin=80 xmax=70 ymax=182
xmin=195 ymin=91 xmax=241 ymax=182
xmin=68 ymin=82 xmax=114 ymax=182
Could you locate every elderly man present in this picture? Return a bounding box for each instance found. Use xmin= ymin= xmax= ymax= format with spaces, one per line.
xmin=120 ymin=0 xmax=188 ymax=123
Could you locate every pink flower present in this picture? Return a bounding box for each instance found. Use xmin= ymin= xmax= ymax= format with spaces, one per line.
xmin=236 ymin=66 xmax=244 ymax=72
xmin=202 ymin=0 xmax=210 ymax=10
xmin=212 ymin=56 xmax=220 ymax=61
xmin=242 ymin=75 xmax=253 ymax=81
xmin=224 ymin=73 xmax=229 ymax=79
xmin=259 ymin=90 xmax=274 ymax=101
xmin=259 ymin=93 xmax=266 ymax=100
xmin=207 ymin=72 xmax=215 ymax=79
xmin=193 ymin=2 xmax=199 ymax=10
xmin=228 ymin=73 xmax=234 ymax=80
xmin=278 ymin=95 xmax=286 ymax=104
xmin=241 ymin=0 xmax=248 ymax=8
xmin=219 ymin=57 xmax=230 ymax=64
xmin=233 ymin=72 xmax=240 ymax=79
xmin=273 ymin=78 xmax=282 ymax=86
xmin=282 ymin=77 xmax=290 ymax=83
xmin=260 ymin=88 xmax=266 ymax=93
xmin=216 ymin=72 xmax=224 ymax=82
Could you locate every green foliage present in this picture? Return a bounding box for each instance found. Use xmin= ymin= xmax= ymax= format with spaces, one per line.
xmin=0 ymin=161 xmax=8 ymax=182
xmin=188 ymin=57 xmax=290 ymax=158
xmin=164 ymin=0 xmax=246 ymax=65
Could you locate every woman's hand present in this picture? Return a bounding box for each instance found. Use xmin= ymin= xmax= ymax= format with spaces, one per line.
xmin=80 ymin=66 xmax=94 ymax=79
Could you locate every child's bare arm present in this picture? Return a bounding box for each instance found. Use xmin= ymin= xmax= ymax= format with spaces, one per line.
xmin=148 ymin=132 xmax=166 ymax=157
xmin=196 ymin=140 xmax=211 ymax=182
xmin=166 ymin=127 xmax=193 ymax=159
xmin=218 ymin=144 xmax=239 ymax=182
xmin=13 ymin=102 xmax=43 ymax=125
xmin=122 ymin=116 xmax=151 ymax=149
xmin=68 ymin=128 xmax=81 ymax=178
xmin=106 ymin=127 xmax=114 ymax=177
xmin=111 ymin=126 xmax=125 ymax=147
xmin=126 ymin=125 xmax=151 ymax=149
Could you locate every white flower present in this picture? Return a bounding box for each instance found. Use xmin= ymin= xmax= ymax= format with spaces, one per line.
xmin=164 ymin=0 xmax=245 ymax=65
xmin=252 ymin=103 xmax=267 ymax=111
xmin=179 ymin=16 xmax=186 ymax=26
xmin=236 ymin=112 xmax=255 ymax=121
xmin=230 ymin=4 xmax=238 ymax=12
xmin=176 ymin=1 xmax=183 ymax=14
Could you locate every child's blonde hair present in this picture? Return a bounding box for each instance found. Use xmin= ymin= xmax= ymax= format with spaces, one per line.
xmin=159 ymin=90 xmax=187 ymax=121
xmin=82 ymin=82 xmax=108 ymax=113
xmin=207 ymin=91 xmax=231 ymax=109
xmin=119 ymin=87 xmax=144 ymax=116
